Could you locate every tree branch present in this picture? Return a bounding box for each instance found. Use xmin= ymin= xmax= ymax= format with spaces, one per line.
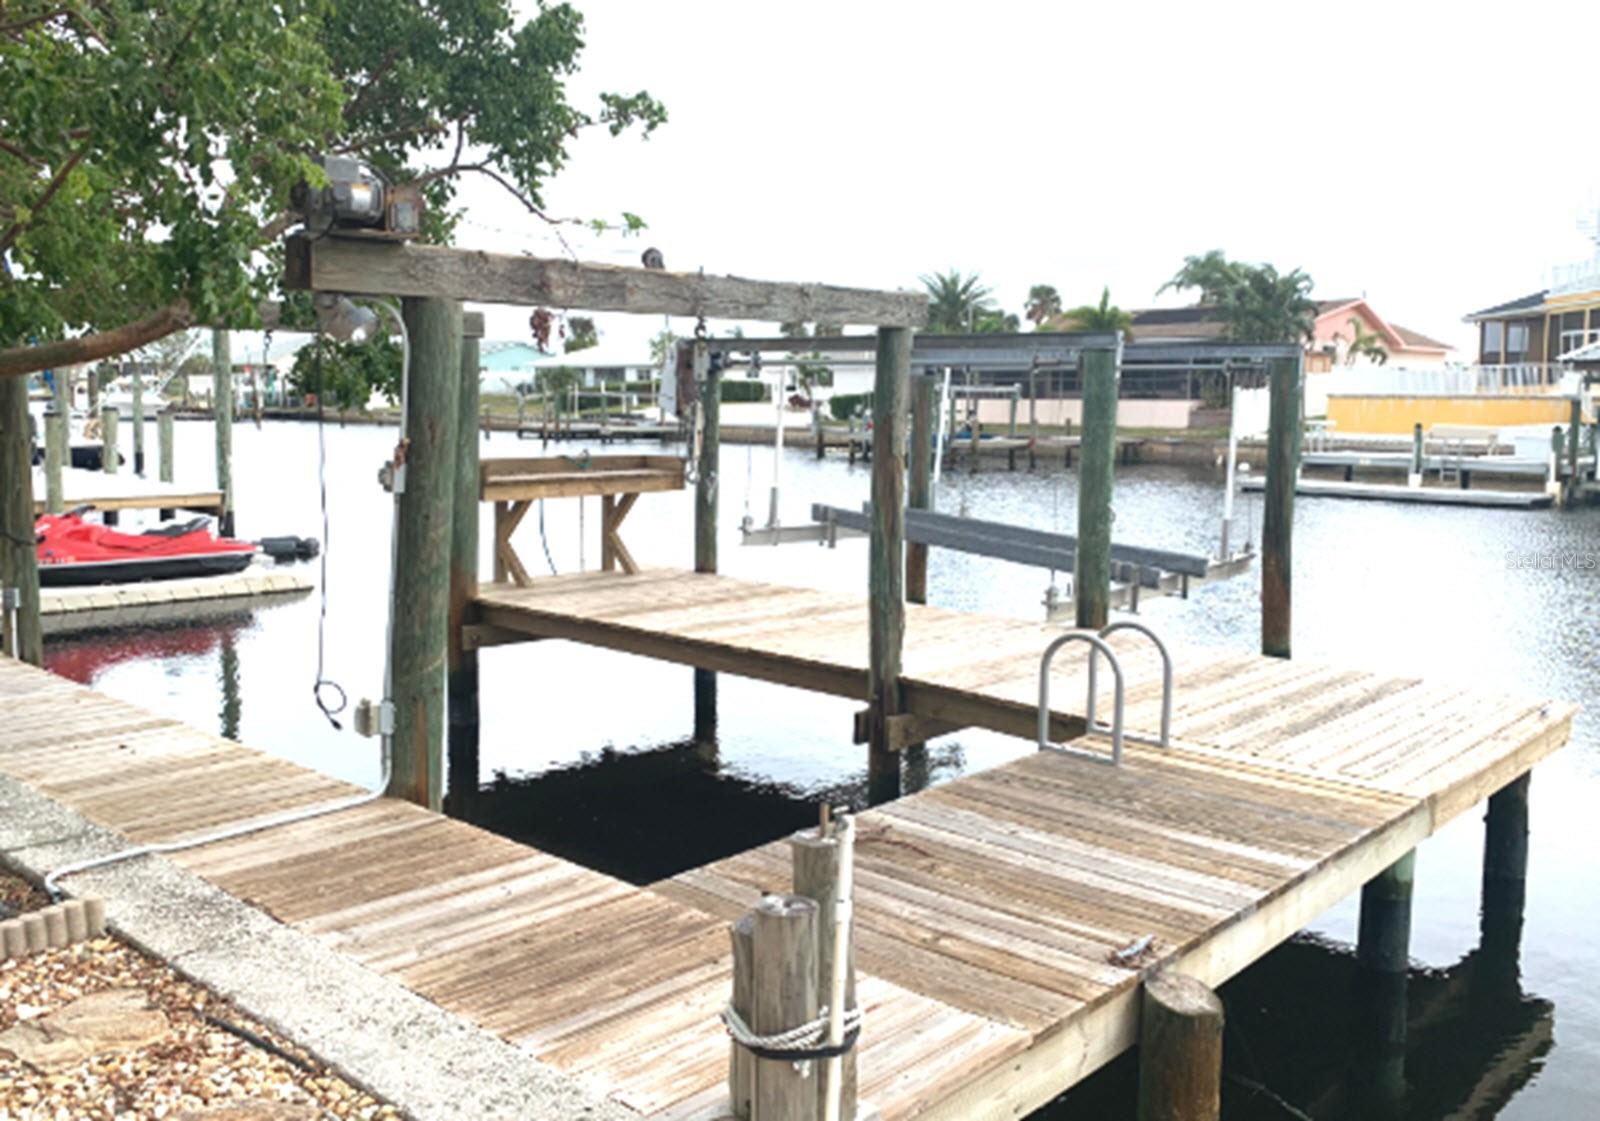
xmin=0 ymin=137 xmax=41 ymax=166
xmin=0 ymin=8 xmax=72 ymax=37
xmin=0 ymin=144 xmax=87 ymax=254
xmin=0 ymin=301 xmax=193 ymax=380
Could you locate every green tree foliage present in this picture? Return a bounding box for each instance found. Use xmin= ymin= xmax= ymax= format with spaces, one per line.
xmin=1024 ymin=284 xmax=1062 ymax=328
xmin=1343 ymin=317 xmax=1389 ymax=366
xmin=288 ymin=333 xmax=401 ymax=412
xmin=921 ymin=271 xmax=992 ymax=332
xmin=649 ymin=329 xmax=679 ymax=365
xmin=1054 ymin=287 xmax=1134 ymax=334
xmin=779 ymin=320 xmax=840 ymax=403
xmin=564 ymin=315 xmax=599 ymax=353
xmin=1161 ymin=251 xmax=1317 ymax=343
xmin=1 ymin=1 xmax=666 ymax=375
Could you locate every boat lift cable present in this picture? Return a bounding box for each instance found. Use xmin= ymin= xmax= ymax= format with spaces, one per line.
xmin=311 ymin=336 xmax=347 ymax=729
xmin=43 ymin=300 xmax=411 ymax=901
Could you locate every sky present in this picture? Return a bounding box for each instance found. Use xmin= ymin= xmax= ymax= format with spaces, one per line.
xmin=444 ymin=0 xmax=1600 ymax=357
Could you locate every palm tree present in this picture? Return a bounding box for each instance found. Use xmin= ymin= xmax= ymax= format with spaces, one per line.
xmin=1056 ymin=287 xmax=1134 ymax=334
xmin=1024 ymin=284 xmax=1062 ymax=328
xmin=1159 ymin=249 xmax=1241 ymax=305
xmin=1343 ymin=317 xmax=1389 ymax=366
xmin=919 ymin=270 xmax=997 ymax=333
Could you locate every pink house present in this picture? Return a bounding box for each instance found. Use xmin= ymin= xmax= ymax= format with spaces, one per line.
xmin=1304 ymin=298 xmax=1453 ymax=372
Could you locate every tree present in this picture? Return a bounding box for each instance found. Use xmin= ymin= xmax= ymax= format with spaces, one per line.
xmin=1160 ymin=252 xmax=1317 ymax=344
xmin=1 ymin=1 xmax=667 ymax=378
xmin=1053 ymin=287 xmax=1134 ymax=334
xmin=649 ymin=329 xmax=680 ymax=365
xmin=287 ymin=332 xmax=401 ymax=412
xmin=779 ymin=321 xmax=841 ymax=404
xmin=1024 ymin=284 xmax=1062 ymax=328
xmin=1343 ymin=317 xmax=1389 ymax=366
xmin=564 ymin=315 xmax=599 ymax=353
xmin=1159 ymin=250 xmax=1241 ymax=306
xmin=140 ymin=329 xmax=203 ymax=398
xmin=920 ymin=270 xmax=999 ymax=333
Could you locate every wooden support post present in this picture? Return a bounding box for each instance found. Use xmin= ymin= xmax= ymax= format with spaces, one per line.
xmin=1357 ymin=849 xmax=1415 ymax=974
xmin=1008 ymin=393 xmax=1018 ymax=437
xmin=1261 ymin=355 xmax=1301 ymax=658
xmin=100 ymin=404 xmax=118 ymax=475
xmin=1409 ymin=422 xmax=1423 ymax=488
xmin=446 ymin=329 xmax=481 ymax=818
xmin=158 ymin=409 xmax=174 ymax=483
xmin=219 ymin=627 xmax=241 ymax=740
xmin=791 ymin=821 xmax=858 ymax=1119
xmin=695 ymin=347 xmax=721 ymax=749
xmin=1075 ymin=343 xmax=1120 ymax=630
xmin=753 ymin=895 xmax=820 ymax=1121
xmin=388 ymin=297 xmax=462 ymax=811
xmin=868 ymin=326 xmax=909 ymax=803
xmin=1567 ymin=396 xmax=1582 ymax=505
xmin=213 ymin=329 xmax=235 ymax=536
xmin=1028 ymin=371 xmax=1039 ymax=470
xmin=0 ymin=377 xmax=43 ymax=665
xmin=907 ymin=374 xmax=933 ymax=606
xmin=729 ymin=913 xmax=756 ymax=1120
xmin=131 ymin=366 xmax=145 ymax=475
xmin=1137 ymin=972 xmax=1223 ymax=1121
xmin=1483 ymin=772 xmax=1530 ymax=888
xmin=44 ymin=407 xmax=65 ymax=514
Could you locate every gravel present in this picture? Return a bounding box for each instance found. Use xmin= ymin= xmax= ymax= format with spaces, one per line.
xmin=0 ymin=871 xmax=401 ymax=1121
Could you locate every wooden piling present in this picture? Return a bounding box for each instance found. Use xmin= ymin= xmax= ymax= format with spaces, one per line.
xmin=695 ymin=347 xmax=721 ymax=746
xmin=1483 ymin=772 xmax=1530 ymax=887
xmin=388 ymin=297 xmax=462 ymax=810
xmin=44 ymin=407 xmax=66 ymax=514
xmin=1568 ymin=396 xmax=1582 ymax=504
xmin=1137 ymin=972 xmax=1223 ymax=1121
xmin=729 ymin=912 xmax=756 ymax=1120
xmin=100 ymin=404 xmax=119 ymax=475
xmin=212 ymin=329 xmax=235 ymax=536
xmin=1028 ymin=370 xmax=1039 ymax=470
xmin=1352 ymin=969 xmax=1408 ymax=1121
xmin=1410 ymin=422 xmax=1423 ymax=487
xmin=753 ymin=894 xmax=820 ymax=1121
xmin=868 ymin=326 xmax=910 ymax=801
xmin=790 ymin=819 xmax=858 ymax=1119
xmin=1357 ymin=849 xmax=1415 ymax=974
xmin=907 ymin=374 xmax=934 ymax=606
xmin=1261 ymin=355 xmax=1301 ymax=658
xmin=1075 ymin=342 xmax=1120 ymax=630
xmin=447 ymin=328 xmax=482 ymax=817
xmin=131 ymin=366 xmax=145 ymax=475
xmin=158 ymin=409 xmax=174 ymax=483
xmin=0 ymin=376 xmax=43 ymax=664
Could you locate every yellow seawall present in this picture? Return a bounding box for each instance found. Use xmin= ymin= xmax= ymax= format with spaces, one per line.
xmin=1327 ymin=394 xmax=1574 ymax=435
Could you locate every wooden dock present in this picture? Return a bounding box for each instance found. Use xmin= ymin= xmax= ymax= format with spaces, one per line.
xmin=0 ymin=565 xmax=1575 ymax=1121
xmin=31 ymin=466 xmax=226 ymax=519
xmin=39 ymin=568 xmax=311 ymax=635
xmin=1241 ymin=476 xmax=1554 ymax=509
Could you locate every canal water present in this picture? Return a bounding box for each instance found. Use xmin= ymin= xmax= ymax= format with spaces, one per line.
xmin=44 ymin=417 xmax=1600 ymax=1120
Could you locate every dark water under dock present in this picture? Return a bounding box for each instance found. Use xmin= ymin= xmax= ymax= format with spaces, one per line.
xmin=44 ymin=418 xmax=1600 ymax=1121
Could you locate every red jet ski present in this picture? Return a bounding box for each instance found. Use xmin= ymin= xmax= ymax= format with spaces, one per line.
xmin=35 ymin=511 xmax=258 ymax=587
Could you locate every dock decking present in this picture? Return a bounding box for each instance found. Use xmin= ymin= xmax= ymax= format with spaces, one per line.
xmin=0 ymin=572 xmax=1575 ymax=1121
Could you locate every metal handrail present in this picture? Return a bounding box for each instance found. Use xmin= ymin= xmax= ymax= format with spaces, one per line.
xmin=1087 ymin=620 xmax=1174 ymax=748
xmin=1038 ymin=631 xmax=1124 ymax=765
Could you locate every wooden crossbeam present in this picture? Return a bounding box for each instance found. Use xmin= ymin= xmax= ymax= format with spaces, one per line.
xmin=284 ymin=235 xmax=928 ymax=326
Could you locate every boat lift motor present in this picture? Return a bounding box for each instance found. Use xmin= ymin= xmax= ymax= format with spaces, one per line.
xmin=294 ymin=155 xmax=424 ymax=240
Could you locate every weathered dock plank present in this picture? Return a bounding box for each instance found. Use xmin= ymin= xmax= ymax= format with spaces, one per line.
xmin=0 ymin=614 xmax=1575 ymax=1121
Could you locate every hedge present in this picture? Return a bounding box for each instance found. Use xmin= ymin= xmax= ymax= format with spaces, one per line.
xmin=829 ymin=392 xmax=872 ymax=421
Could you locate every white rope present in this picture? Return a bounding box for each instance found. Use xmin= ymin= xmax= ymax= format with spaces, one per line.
xmin=720 ymin=1002 xmax=864 ymax=1053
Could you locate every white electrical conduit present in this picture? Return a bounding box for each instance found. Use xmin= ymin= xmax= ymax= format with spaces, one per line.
xmin=822 ymin=812 xmax=856 ymax=1121
xmin=44 ymin=298 xmax=410 ymax=900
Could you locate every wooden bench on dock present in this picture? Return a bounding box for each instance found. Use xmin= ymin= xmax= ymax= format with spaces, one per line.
xmin=481 ymin=455 xmax=686 ymax=584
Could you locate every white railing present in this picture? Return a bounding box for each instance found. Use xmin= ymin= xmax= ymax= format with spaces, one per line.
xmin=1550 ymin=258 xmax=1600 ymax=295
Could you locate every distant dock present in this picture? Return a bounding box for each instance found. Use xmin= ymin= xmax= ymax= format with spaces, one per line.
xmin=39 ymin=568 xmax=311 ymax=635
xmin=1241 ymin=476 xmax=1553 ymax=508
